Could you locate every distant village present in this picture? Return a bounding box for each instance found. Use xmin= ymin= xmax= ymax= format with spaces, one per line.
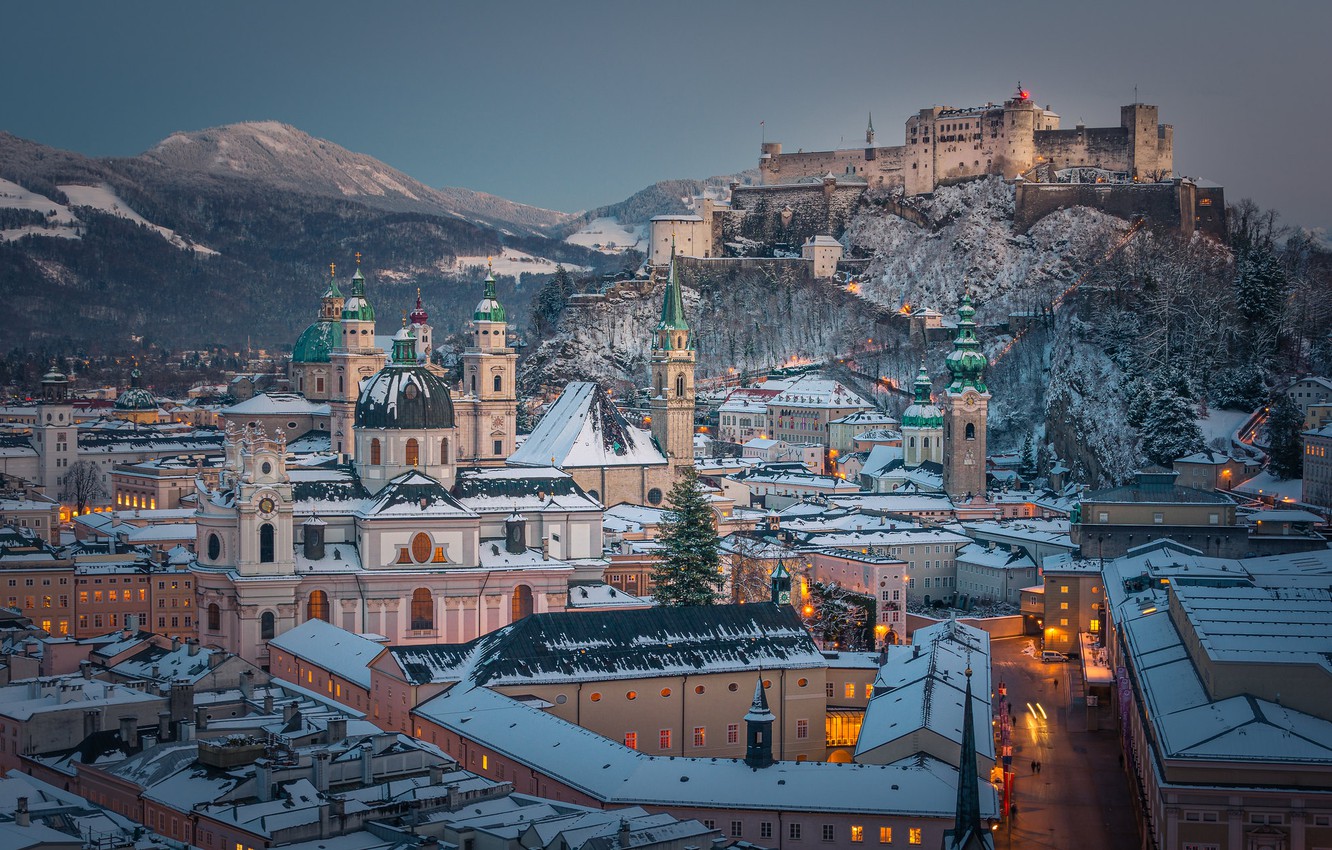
xmin=0 ymin=91 xmax=1326 ymax=850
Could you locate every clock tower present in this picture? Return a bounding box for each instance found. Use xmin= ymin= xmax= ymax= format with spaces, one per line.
xmin=649 ymin=247 xmax=696 ymax=477
xmin=941 ymin=294 xmax=990 ymax=500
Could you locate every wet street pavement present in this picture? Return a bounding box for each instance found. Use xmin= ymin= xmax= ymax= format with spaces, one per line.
xmin=989 ymin=636 xmax=1139 ymax=850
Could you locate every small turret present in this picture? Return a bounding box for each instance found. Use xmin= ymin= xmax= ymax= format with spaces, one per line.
xmin=770 ymin=560 xmax=791 ymax=606
xmin=743 ymin=678 xmax=775 ymax=768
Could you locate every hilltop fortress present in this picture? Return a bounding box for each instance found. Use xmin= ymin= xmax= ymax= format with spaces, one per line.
xmin=761 ymin=88 xmax=1172 ymax=193
xmin=648 ymin=89 xmax=1223 ymax=269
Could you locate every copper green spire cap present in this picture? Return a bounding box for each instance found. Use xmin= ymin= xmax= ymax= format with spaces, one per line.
xmin=654 ymin=245 xmax=692 ymax=351
xmin=473 ymin=258 xmax=507 ymax=322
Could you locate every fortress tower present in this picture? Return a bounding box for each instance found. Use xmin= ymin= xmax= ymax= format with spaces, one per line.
xmin=649 ymin=249 xmax=696 ymax=479
xmin=329 ymin=263 xmax=387 ymax=456
xmin=941 ymin=295 xmax=990 ymax=500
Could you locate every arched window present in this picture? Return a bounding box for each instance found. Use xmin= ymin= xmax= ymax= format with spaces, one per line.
xmin=206 ymin=533 xmax=221 ymax=561
xmin=370 ymin=438 xmax=381 ymax=465
xmin=259 ymin=523 xmax=275 ymax=563
xmin=909 ymin=436 xmax=916 ymax=448
xmin=493 ymin=374 xmax=502 ymax=393
xmin=965 ymin=422 xmax=976 ymax=441
xmin=411 ymin=588 xmax=434 ymax=631
xmin=470 ymin=375 xmax=477 ymax=394
xmin=207 ymin=603 xmax=220 ymax=631
xmin=923 ymin=437 xmax=930 ymax=449
xmin=676 ymin=374 xmax=685 ymax=397
xmin=511 ymin=585 xmax=533 ymax=622
xmin=405 ymin=438 xmax=420 ymax=466
xmin=307 ymin=591 xmax=329 ymax=623
xmin=440 ymin=438 xmax=450 ymax=463
xmin=260 ymin=611 xmax=275 ymax=640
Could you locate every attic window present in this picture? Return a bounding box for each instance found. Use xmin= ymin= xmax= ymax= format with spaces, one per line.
xmin=590 ymin=693 xmax=602 ymax=702
xmin=626 ymin=691 xmax=638 ymax=701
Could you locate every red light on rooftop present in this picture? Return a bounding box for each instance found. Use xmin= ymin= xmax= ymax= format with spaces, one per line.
xmin=1019 ymin=89 xmax=1030 ymax=100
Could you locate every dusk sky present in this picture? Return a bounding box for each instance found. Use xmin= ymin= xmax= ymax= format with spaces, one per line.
xmin=6 ymin=1 xmax=1330 ymax=232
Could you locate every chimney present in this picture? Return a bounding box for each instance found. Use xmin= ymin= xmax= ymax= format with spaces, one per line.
xmin=195 ymin=705 xmax=209 ymax=731
xmin=318 ymin=801 xmax=331 ymax=839
xmin=157 ymin=710 xmax=170 ymax=741
xmin=120 ymin=625 xmax=133 ymax=641
xmin=79 ymin=660 xmax=92 ymax=680
xmin=119 ymin=716 xmax=138 ymax=749
xmin=176 ymin=720 xmax=195 ymax=741
xmin=326 ymin=717 xmax=346 ymax=742
xmin=171 ymin=636 xmax=181 ymax=653
xmin=255 ymin=758 xmax=273 ymax=801
xmin=311 ymin=752 xmax=330 ymax=792
xmin=618 ymin=819 xmax=632 ymax=848
xmin=504 ymin=514 xmax=527 ymax=555
xmin=263 ymin=692 xmax=274 ymax=714
xmin=188 ymin=639 xmax=201 ymax=657
xmin=14 ymin=798 xmax=28 ymax=828
xmin=83 ymin=709 xmax=99 ymax=739
xmin=239 ymin=670 xmax=254 ymax=700
xmin=283 ymin=702 xmax=298 ymax=723
xmin=170 ymin=682 xmax=193 ymax=725
xmin=429 ymin=764 xmax=444 ymax=786
xmin=360 ymin=743 xmax=374 ymax=787
xmin=445 ymin=784 xmax=460 ymax=810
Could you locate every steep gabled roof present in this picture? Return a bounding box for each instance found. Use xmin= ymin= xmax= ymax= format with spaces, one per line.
xmin=507 ymin=383 xmax=665 ymax=469
xmin=358 ymin=470 xmax=476 ymax=519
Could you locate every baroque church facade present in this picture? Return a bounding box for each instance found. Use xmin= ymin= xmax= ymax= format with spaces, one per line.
xmin=197 ymin=257 xmax=696 ymax=666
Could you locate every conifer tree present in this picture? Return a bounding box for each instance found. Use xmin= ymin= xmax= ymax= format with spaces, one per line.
xmin=1139 ymin=384 xmax=1204 ymax=466
xmin=1019 ymin=435 xmax=1036 ymax=479
xmin=651 ymin=467 xmax=723 ymax=606
xmin=1266 ymin=394 xmax=1305 ymax=480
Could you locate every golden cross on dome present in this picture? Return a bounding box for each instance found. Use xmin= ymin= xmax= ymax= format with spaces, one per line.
xmin=355 ymin=251 xmax=362 ymax=265
xmin=402 ymin=311 xmax=408 ymax=327
xmin=329 ymin=262 xmax=336 ymax=277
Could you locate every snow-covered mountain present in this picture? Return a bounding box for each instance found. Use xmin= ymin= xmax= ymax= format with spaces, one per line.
xmin=142 ymin=121 xmax=572 ymax=237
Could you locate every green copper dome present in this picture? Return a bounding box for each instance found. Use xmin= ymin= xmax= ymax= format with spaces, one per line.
xmin=473 ymin=270 xmax=507 ymax=322
xmin=900 ymin=363 xmax=943 ymax=428
xmin=355 ymin=328 xmax=455 ymax=431
xmin=114 ymin=369 xmax=157 ymax=411
xmin=945 ymin=293 xmax=988 ymax=393
xmin=292 ymin=319 xmax=342 ymax=364
xmin=342 ymin=268 xmax=375 ymax=322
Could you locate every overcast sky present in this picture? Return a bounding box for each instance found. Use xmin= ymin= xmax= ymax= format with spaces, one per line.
xmin=6 ymin=1 xmax=1329 ymax=232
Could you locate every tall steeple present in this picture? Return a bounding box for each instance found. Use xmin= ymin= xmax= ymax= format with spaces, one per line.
xmin=458 ymin=260 xmax=517 ymax=464
xmin=866 ymin=112 xmax=875 ymax=146
xmin=649 ymin=248 xmax=696 ymax=476
xmin=743 ymin=677 xmax=775 ymax=768
xmin=942 ymin=294 xmax=991 ymax=500
xmin=329 ymin=255 xmax=387 ymax=456
xmin=902 ymin=362 xmax=944 ymax=468
xmin=942 ymin=666 xmax=993 ymax=849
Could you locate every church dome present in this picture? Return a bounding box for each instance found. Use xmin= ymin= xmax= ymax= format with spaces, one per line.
xmin=355 ymin=328 xmax=454 ymax=429
xmin=114 ymin=370 xmax=157 ymax=411
xmin=473 ymin=270 xmax=506 ymax=323
xmin=292 ymin=319 xmax=342 ymax=364
xmin=900 ymin=363 xmax=942 ymax=428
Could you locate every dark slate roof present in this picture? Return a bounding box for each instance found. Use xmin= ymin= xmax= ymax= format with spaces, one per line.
xmin=290 ymin=469 xmax=368 ymax=504
xmin=359 ymin=470 xmax=475 ymax=518
xmin=389 ymin=603 xmax=824 ymax=686
xmin=1083 ymin=482 xmax=1233 ymax=505
xmin=452 ymin=468 xmax=589 ymax=501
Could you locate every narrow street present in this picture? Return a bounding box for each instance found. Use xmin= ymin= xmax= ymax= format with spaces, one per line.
xmin=990 ymin=636 xmax=1139 ymax=850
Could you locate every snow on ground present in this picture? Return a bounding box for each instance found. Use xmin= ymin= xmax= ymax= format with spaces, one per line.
xmin=0 ymin=178 xmax=216 ymax=255
xmin=448 ymin=247 xmax=585 ymax=276
xmin=1197 ymin=408 xmax=1253 ymax=448
xmin=0 ymin=178 xmax=80 ymax=242
xmin=565 ymin=216 xmax=645 ymax=253
xmin=59 ymin=184 xmax=218 ymax=255
xmin=1233 ymin=469 xmax=1302 ymax=503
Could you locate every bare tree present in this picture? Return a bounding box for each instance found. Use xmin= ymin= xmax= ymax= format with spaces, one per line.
xmin=60 ymin=461 xmax=107 ymax=515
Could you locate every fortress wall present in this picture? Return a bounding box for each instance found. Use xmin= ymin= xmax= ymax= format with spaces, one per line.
xmin=725 ymin=183 xmax=866 ymax=247
xmin=1033 ymin=127 xmax=1132 ymax=173
xmin=1013 ymin=181 xmax=1226 ymax=240
xmin=762 ymin=146 xmax=908 ymax=190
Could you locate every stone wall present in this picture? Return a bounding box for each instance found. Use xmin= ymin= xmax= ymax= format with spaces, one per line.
xmin=724 ymin=181 xmax=867 ymax=248
xmin=1033 ymin=127 xmax=1132 ymax=173
xmin=1013 ymin=180 xmax=1226 ymax=240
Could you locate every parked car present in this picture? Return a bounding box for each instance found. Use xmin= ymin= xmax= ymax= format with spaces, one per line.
xmin=1041 ymin=650 xmax=1069 ymax=663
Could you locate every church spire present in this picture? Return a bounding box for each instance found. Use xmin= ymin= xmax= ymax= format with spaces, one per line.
xmin=913 ymin=361 xmax=932 ymax=403
xmin=743 ymin=677 xmax=775 ymax=768
xmin=943 ymin=665 xmax=990 ymax=850
xmin=654 ymin=246 xmax=692 ymax=350
xmin=866 ymin=112 xmax=875 ymax=145
xmin=945 ymin=293 xmax=988 ymax=393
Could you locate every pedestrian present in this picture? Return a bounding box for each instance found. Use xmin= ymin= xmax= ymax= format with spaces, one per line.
xmin=1030 ymin=760 xmax=1036 ymax=773
xmin=1037 ymin=761 xmax=1042 ymax=773
xmin=1010 ymin=803 xmax=1018 ymax=819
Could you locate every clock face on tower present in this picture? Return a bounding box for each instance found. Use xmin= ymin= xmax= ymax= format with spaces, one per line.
xmin=258 ymin=497 xmax=276 ymax=517
xmin=778 ymin=590 xmax=791 ymax=604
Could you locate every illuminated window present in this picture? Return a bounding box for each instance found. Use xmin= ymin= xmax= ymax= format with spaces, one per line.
xmin=909 ymin=828 xmax=922 ymax=845
xmin=1060 ymin=618 xmax=1068 ymax=626
xmin=626 ymin=691 xmax=637 ymax=700
xmin=370 ymin=439 xmax=381 ymax=465
xmin=307 ymin=590 xmax=330 ymax=622
xmin=1060 ymin=585 xmax=1069 ymax=594
xmin=410 ymin=588 xmax=434 ymax=630
xmin=693 ymin=726 xmax=705 ymax=747
xmin=845 ymin=683 xmax=855 ymax=699
xmin=851 ymin=826 xmax=864 ymax=843
xmin=865 ymin=683 xmax=874 ymax=699
xmin=1060 ymin=602 xmax=1068 ymax=610
xmin=481 ymin=755 xmax=488 ymax=770
xmin=1090 ymin=619 xmax=1101 ymax=632
xmin=405 ymin=438 xmax=420 ymax=466
xmin=879 ymin=827 xmax=892 ymax=844
xmin=590 ymin=693 xmax=601 ymax=702
xmin=659 ymin=729 xmax=671 ymax=750
xmin=624 ymin=732 xmax=637 ymax=749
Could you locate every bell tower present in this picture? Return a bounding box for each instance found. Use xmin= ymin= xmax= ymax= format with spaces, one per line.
xmin=329 ymin=257 xmax=386 ymax=456
xmin=460 ymin=264 xmax=517 ymax=464
xmin=942 ymin=294 xmax=990 ymax=500
xmin=649 ymin=248 xmax=696 ymax=475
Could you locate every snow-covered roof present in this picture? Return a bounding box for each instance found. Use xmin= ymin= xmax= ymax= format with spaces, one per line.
xmin=223 ymin=393 xmax=329 ymax=417
xmin=508 ymin=383 xmax=665 ymax=469
xmin=268 ymin=619 xmax=386 ymax=689
xmin=453 ymin=467 xmax=601 ymax=515
xmin=415 ymin=685 xmax=997 ymax=819
xmin=768 ymin=375 xmax=871 ymax=410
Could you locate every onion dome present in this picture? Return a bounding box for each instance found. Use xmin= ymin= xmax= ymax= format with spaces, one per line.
xmin=900 ymin=363 xmax=943 ymax=428
xmin=410 ymin=287 xmax=429 ymax=326
xmin=354 ymin=324 xmax=454 ymax=429
xmin=114 ymin=369 xmax=157 ymax=411
xmin=41 ymin=362 xmax=67 ymax=384
xmin=945 ymin=293 xmax=988 ymax=393
xmin=472 ymin=267 xmax=506 ymax=323
xmin=342 ymin=268 xmax=375 ymax=322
